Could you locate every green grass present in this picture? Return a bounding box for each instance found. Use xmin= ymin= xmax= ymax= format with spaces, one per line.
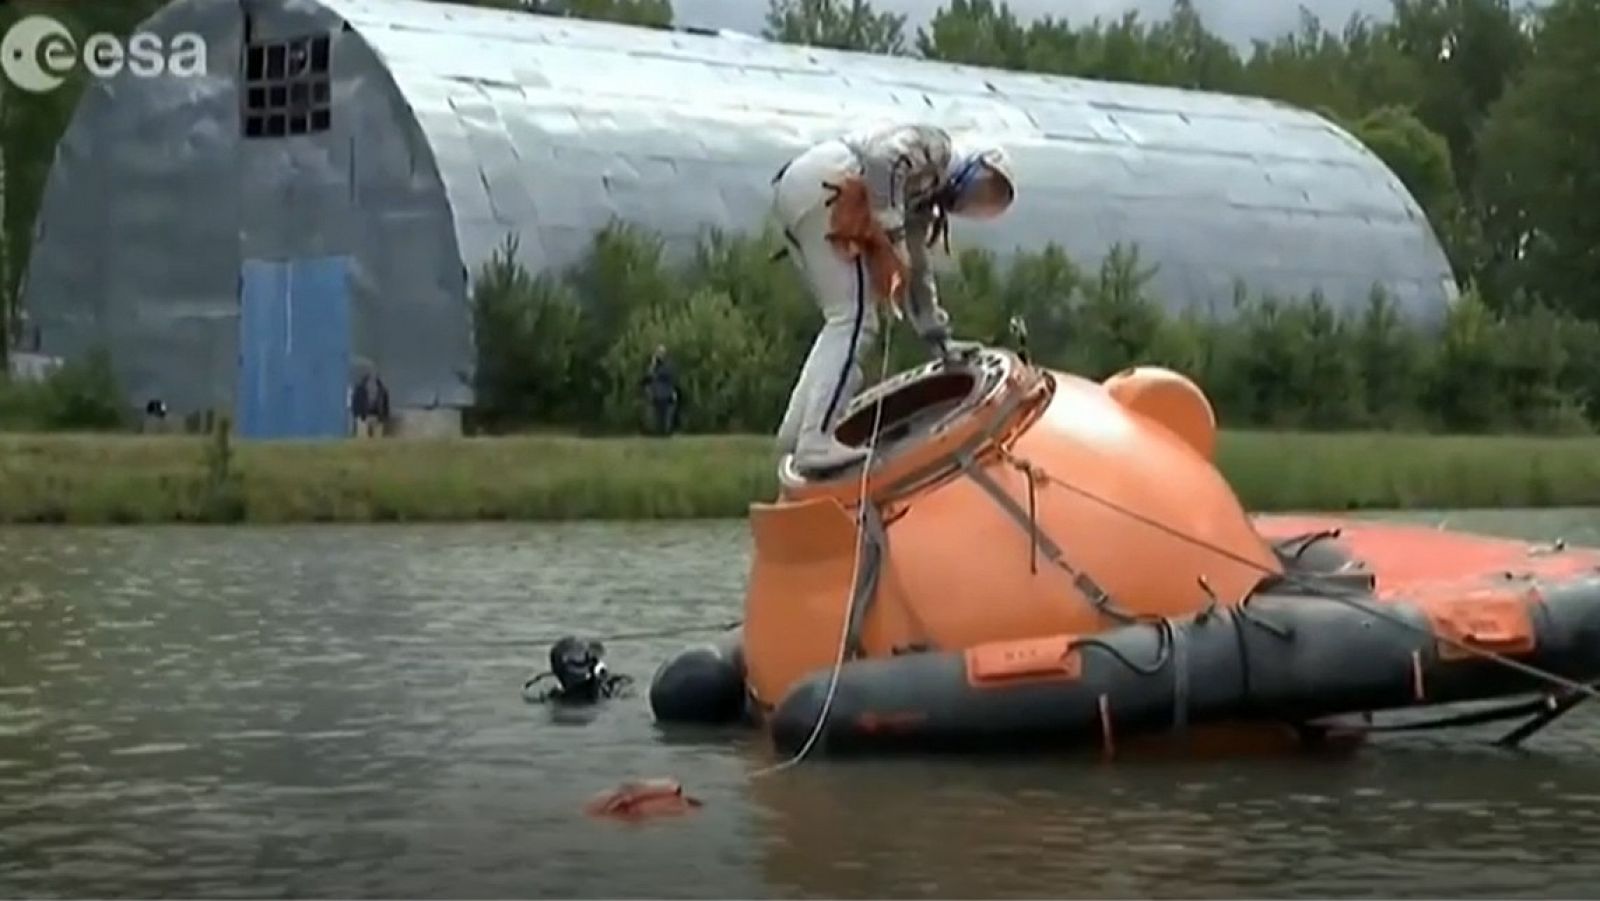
xmin=1215 ymin=431 xmax=1600 ymax=511
xmin=2 ymin=430 xmax=1599 ymax=524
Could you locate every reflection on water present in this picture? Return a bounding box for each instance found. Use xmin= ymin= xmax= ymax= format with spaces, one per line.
xmin=2 ymin=509 xmax=1599 ymax=898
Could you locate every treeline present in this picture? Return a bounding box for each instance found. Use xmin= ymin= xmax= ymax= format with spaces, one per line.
xmin=904 ymin=0 xmax=1599 ymax=327
xmin=13 ymin=219 xmax=1597 ymax=435
xmin=470 ymin=222 xmax=1600 ymax=436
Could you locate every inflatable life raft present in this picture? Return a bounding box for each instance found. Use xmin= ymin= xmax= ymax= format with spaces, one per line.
xmin=650 ymin=348 xmax=1600 ymax=756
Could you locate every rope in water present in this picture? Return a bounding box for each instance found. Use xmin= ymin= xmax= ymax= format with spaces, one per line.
xmin=748 ymin=321 xmax=896 ymax=779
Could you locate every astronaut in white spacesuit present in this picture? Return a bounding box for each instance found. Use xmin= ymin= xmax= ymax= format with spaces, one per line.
xmin=770 ymin=122 xmax=1017 ymax=473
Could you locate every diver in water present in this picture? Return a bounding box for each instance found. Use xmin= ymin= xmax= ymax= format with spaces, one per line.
xmin=523 ymin=636 xmax=635 ymax=704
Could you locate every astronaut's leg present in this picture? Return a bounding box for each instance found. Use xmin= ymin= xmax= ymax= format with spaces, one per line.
xmin=770 ymin=140 xmax=885 ymax=472
xmin=773 ymin=213 xmax=879 ymax=471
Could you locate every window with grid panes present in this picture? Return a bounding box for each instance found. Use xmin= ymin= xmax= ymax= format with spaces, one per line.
xmin=242 ymin=33 xmax=331 ymax=138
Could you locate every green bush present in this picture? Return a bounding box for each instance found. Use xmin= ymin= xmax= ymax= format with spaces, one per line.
xmin=0 ymin=349 xmax=127 ymax=431
xmin=603 ymin=287 xmax=783 ymax=432
xmin=469 ymin=221 xmax=1600 ymax=437
xmin=470 ymin=235 xmax=587 ymax=430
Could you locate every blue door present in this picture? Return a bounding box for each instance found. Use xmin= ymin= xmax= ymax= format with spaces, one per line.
xmin=237 ymin=256 xmax=353 ymax=439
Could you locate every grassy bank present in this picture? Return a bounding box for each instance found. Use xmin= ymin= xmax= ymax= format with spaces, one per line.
xmin=3 ymin=431 xmax=1600 ymax=525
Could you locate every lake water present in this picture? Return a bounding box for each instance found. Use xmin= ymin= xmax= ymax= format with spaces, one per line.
xmin=4 ymin=509 xmax=1600 ymax=898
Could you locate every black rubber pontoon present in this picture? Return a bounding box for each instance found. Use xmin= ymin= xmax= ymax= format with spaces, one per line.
xmin=761 ymin=577 xmax=1600 ymax=755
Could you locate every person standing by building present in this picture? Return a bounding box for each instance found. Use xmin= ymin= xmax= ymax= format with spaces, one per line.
xmin=351 ymin=369 xmax=390 ymax=438
xmin=640 ymin=344 xmax=680 ymax=436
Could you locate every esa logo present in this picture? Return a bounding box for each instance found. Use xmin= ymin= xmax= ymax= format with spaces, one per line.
xmin=1 ymin=14 xmax=207 ymax=94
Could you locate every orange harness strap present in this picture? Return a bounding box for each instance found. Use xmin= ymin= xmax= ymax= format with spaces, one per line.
xmin=822 ymin=176 xmax=908 ymax=312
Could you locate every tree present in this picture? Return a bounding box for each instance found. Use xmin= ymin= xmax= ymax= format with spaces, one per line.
xmin=917 ymin=0 xmax=1247 ymax=89
xmin=1384 ymin=0 xmax=1532 ymax=190
xmin=1343 ymin=105 xmax=1465 ymax=265
xmin=1142 ymin=0 xmax=1247 ymax=91
xmin=1241 ymin=11 xmax=1394 ymax=120
xmin=1474 ymin=0 xmax=1600 ymax=318
xmin=915 ymin=0 xmax=1031 ymax=68
xmin=763 ymin=0 xmax=908 ymax=54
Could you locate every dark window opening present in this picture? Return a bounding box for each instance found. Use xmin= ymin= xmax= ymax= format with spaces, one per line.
xmin=835 ymin=371 xmax=977 ymax=448
xmin=266 ymin=44 xmax=286 ymax=79
xmin=287 ymin=40 xmax=309 ymax=77
xmin=241 ymin=33 xmax=332 ymax=139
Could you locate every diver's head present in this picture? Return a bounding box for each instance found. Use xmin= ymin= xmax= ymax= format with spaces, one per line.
xmin=549 ymin=636 xmax=608 ymax=698
xmin=942 ymin=140 xmax=1015 ymax=220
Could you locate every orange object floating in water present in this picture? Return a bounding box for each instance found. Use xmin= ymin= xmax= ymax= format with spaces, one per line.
xmin=584 ymin=778 xmax=703 ymax=822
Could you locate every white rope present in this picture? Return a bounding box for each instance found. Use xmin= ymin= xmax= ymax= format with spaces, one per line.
xmin=751 ymin=323 xmax=895 ymax=778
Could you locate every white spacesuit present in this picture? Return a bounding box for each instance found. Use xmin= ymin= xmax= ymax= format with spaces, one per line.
xmin=770 ymin=122 xmax=1017 ymax=472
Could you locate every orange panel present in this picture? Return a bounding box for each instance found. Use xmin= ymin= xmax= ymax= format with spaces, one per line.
xmin=1254 ymin=514 xmax=1600 ymax=597
xmin=964 ymin=634 xmax=1083 ymax=687
xmin=743 ymin=496 xmax=864 ymax=709
xmin=1418 ymin=588 xmax=1539 ymax=661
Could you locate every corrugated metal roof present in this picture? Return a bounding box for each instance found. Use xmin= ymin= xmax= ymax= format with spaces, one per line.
xmin=320 ymin=0 xmax=1455 ymax=322
xmin=19 ymin=0 xmax=1460 ymax=424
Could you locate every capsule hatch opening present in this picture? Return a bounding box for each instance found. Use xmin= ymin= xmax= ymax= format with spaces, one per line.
xmin=834 ymin=369 xmax=978 ymax=450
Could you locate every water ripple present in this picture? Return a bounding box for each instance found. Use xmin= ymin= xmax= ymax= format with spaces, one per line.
xmin=0 ymin=513 xmax=1599 ymax=897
